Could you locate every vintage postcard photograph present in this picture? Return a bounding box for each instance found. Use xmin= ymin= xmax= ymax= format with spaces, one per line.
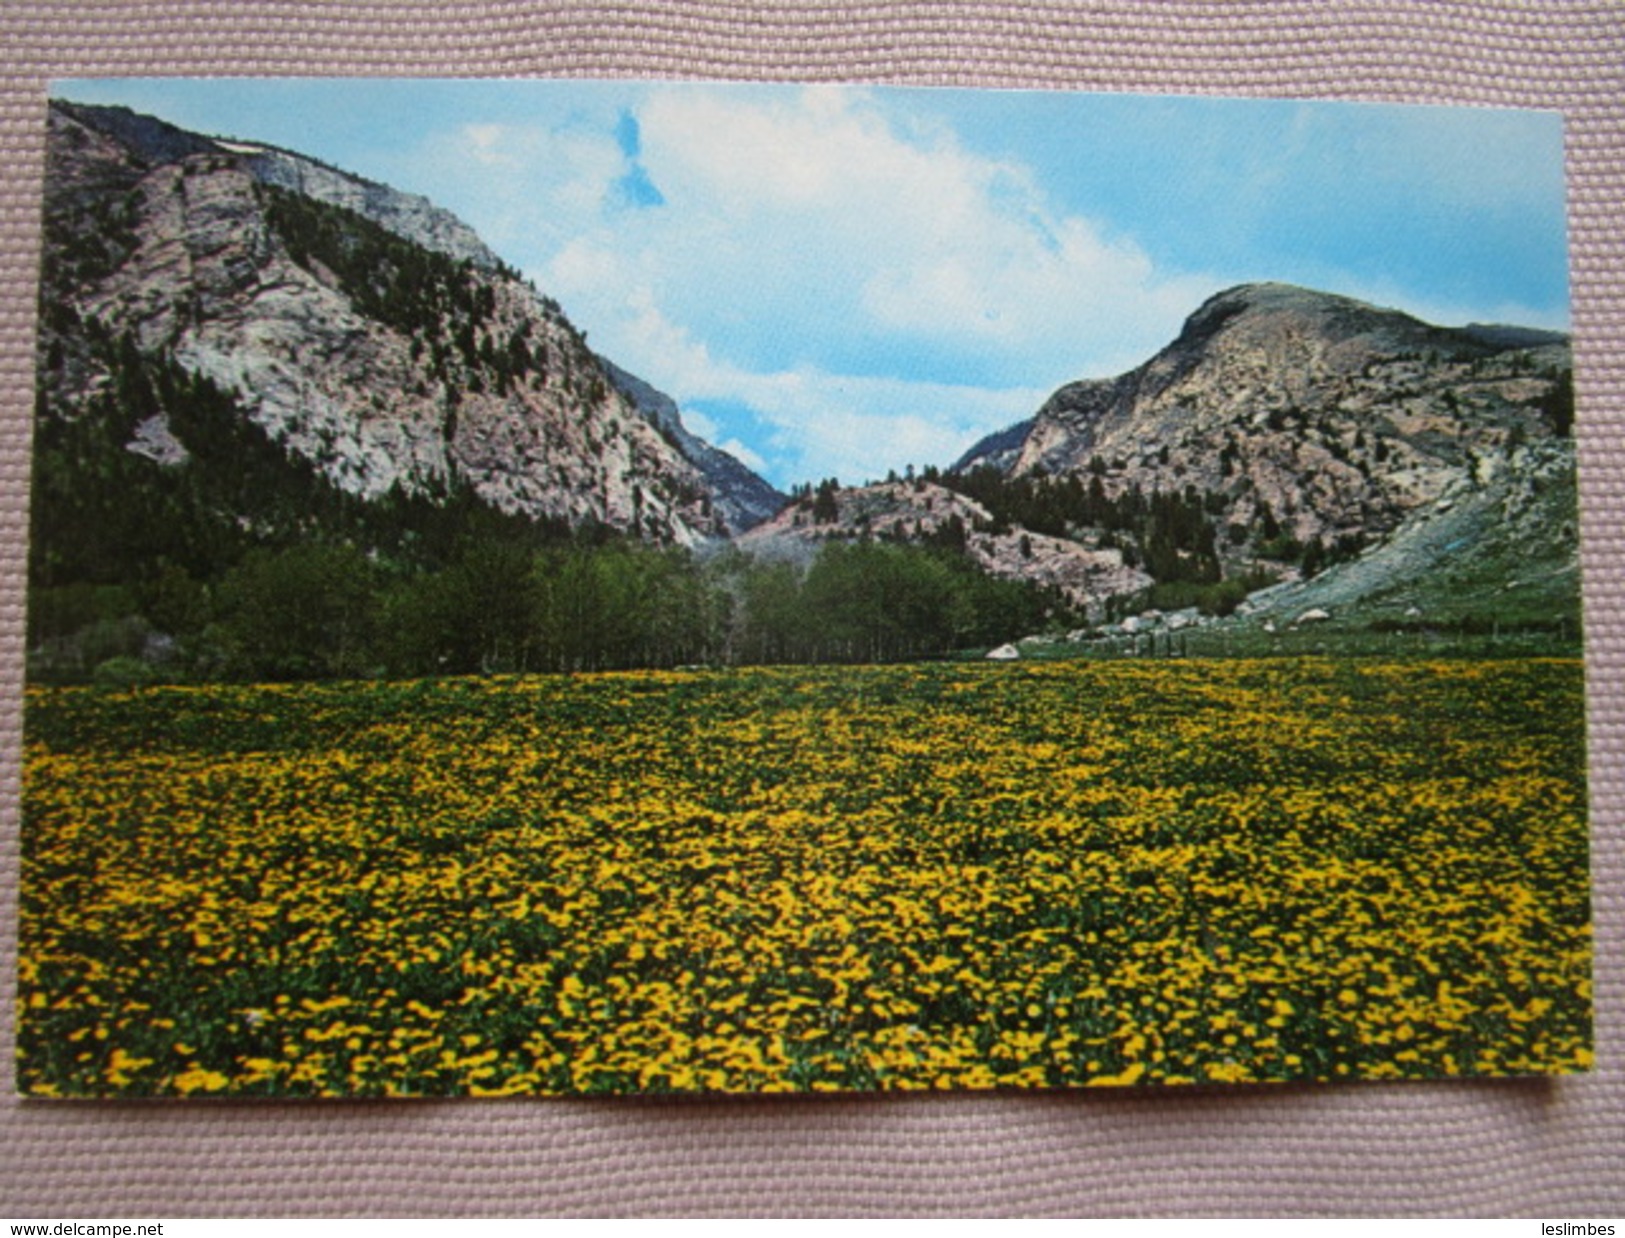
xmin=17 ymin=79 xmax=1590 ymax=1097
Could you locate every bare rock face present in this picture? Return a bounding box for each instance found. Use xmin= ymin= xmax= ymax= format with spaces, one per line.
xmin=601 ymin=359 xmax=784 ymax=535
xmin=78 ymin=157 xmax=448 ymax=501
xmin=738 ymin=479 xmax=1152 ymax=617
xmin=237 ymin=146 xmax=501 ymax=273
xmin=38 ymin=100 xmax=779 ymax=548
xmin=965 ymin=282 xmax=1573 ymax=555
xmin=49 ymin=99 xmax=501 ymax=272
xmin=970 ymin=525 xmax=1150 ymax=620
xmin=739 ymin=479 xmax=990 ymax=549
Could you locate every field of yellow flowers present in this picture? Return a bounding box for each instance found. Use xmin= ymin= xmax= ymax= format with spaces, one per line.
xmin=17 ymin=658 xmax=1591 ymax=1096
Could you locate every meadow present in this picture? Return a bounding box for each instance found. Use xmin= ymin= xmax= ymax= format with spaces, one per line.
xmin=16 ymin=658 xmax=1592 ymax=1096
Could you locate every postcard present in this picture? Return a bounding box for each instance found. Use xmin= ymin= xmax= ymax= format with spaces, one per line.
xmin=17 ymin=79 xmax=1589 ymax=1096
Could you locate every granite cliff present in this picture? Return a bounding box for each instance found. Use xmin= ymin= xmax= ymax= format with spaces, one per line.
xmin=37 ymin=99 xmax=782 ymax=549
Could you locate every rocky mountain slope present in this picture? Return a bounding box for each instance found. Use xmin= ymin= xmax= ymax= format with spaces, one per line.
xmin=816 ymin=283 xmax=1577 ymax=631
xmin=1234 ymin=432 xmax=1579 ymax=636
xmin=32 ymin=99 xmax=1578 ymax=659
xmin=50 ymin=100 xmax=504 ymax=271
xmin=963 ymin=282 xmax=1572 ymax=552
xmin=738 ymin=478 xmax=1151 ymax=619
xmin=600 ymin=358 xmax=785 ymax=534
xmin=36 ymin=100 xmax=781 ymax=549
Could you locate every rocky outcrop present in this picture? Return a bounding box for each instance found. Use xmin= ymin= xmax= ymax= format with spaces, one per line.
xmin=51 ymin=100 xmax=500 ymax=270
xmin=952 ymin=417 xmax=1033 ymax=474
xmin=601 ymin=359 xmax=784 ymax=534
xmin=964 ymin=283 xmax=1573 ymax=558
xmin=237 ymin=146 xmax=500 ymax=273
xmin=38 ymin=99 xmax=782 ymax=548
xmin=738 ymin=479 xmax=1151 ymax=617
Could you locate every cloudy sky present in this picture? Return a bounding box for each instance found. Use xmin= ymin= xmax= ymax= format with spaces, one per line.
xmin=54 ymin=79 xmax=1570 ymax=490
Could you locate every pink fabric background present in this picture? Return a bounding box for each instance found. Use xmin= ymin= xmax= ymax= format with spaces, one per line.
xmin=1 ymin=1 xmax=1620 ymax=1217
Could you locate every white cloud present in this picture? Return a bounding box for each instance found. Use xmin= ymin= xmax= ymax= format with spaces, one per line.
xmin=717 ymin=438 xmax=767 ymax=474
xmin=501 ymin=85 xmax=1219 ymax=486
xmin=462 ymin=124 xmax=511 ymax=166
xmin=677 ymin=405 xmax=719 ymax=442
xmin=377 ymin=86 xmax=1225 ymax=486
xmin=633 ymin=87 xmax=1212 ymax=374
xmin=728 ymin=366 xmax=1046 ymax=487
xmin=388 ymin=118 xmax=629 ymax=259
xmin=605 ymin=294 xmax=1044 ymax=484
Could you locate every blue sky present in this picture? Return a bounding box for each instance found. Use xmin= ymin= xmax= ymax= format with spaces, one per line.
xmin=52 ymin=79 xmax=1569 ymax=489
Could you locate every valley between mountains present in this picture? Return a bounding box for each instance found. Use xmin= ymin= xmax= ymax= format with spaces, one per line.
xmin=30 ymin=99 xmax=1581 ymax=682
xmin=17 ymin=94 xmax=1592 ymax=1100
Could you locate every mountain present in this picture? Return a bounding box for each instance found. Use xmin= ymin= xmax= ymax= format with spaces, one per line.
xmin=738 ymin=478 xmax=1150 ymax=619
xmin=29 ymin=97 xmax=1579 ymax=668
xmin=964 ymin=283 xmax=1570 ymax=546
xmin=599 ymin=358 xmax=784 ymax=534
xmin=1459 ymin=323 xmax=1570 ymax=351
xmin=951 ymin=417 xmax=1032 ymax=474
xmin=720 ymin=281 xmax=1578 ymax=638
xmin=823 ymin=283 xmax=1578 ymax=632
xmin=47 ymin=99 xmax=503 ymax=273
xmin=35 ymin=99 xmax=781 ymax=557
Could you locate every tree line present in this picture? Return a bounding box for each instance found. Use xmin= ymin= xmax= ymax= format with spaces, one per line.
xmin=28 ymin=333 xmax=1074 ymax=685
xmin=31 ymin=534 xmax=1075 ymax=686
xmin=940 ymin=461 xmax=1375 ymax=616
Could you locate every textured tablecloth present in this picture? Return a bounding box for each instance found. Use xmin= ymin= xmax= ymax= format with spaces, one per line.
xmin=1 ymin=0 xmax=1621 ymax=1218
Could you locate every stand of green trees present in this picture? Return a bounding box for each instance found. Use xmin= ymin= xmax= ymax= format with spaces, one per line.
xmin=28 ymin=335 xmax=1074 ymax=684
xmin=30 ymin=534 xmax=1074 ymax=685
xmin=942 ymin=461 xmax=1372 ymax=617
